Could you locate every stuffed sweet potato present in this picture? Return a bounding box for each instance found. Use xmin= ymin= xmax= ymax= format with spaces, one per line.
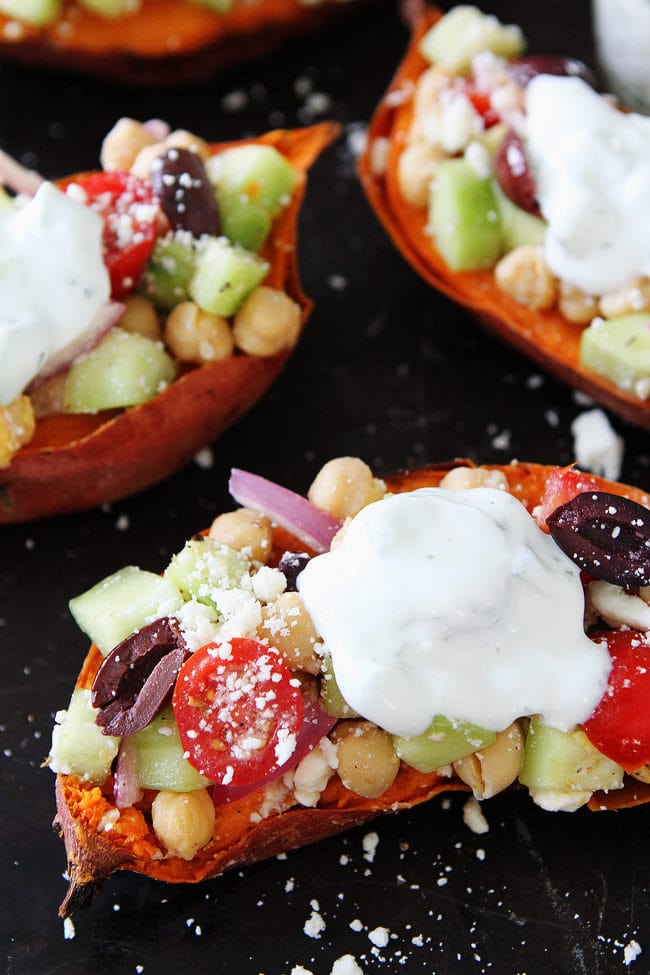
xmin=0 ymin=0 xmax=368 ymax=85
xmin=358 ymin=5 xmax=650 ymax=431
xmin=0 ymin=118 xmax=338 ymax=523
xmin=50 ymin=456 xmax=650 ymax=917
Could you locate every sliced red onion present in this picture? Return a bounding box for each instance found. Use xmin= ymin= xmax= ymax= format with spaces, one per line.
xmin=143 ymin=119 xmax=171 ymax=142
xmin=211 ymin=697 xmax=337 ymax=805
xmin=0 ymin=146 xmax=44 ymax=197
xmin=27 ymin=300 xmax=124 ymax=391
xmin=229 ymin=469 xmax=341 ymax=554
xmin=113 ymin=737 xmax=143 ymax=810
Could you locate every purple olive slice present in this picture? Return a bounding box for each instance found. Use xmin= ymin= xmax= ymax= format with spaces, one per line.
xmin=494 ymin=128 xmax=541 ymax=216
xmin=506 ymin=55 xmax=598 ymax=91
xmin=547 ymin=491 xmax=650 ymax=588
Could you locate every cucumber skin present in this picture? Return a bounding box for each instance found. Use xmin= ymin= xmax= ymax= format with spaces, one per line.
xmin=580 ymin=313 xmax=650 ymax=392
xmin=430 ymin=159 xmax=504 ymax=271
xmin=419 ymin=6 xmax=525 ymax=74
xmin=394 ymin=716 xmax=496 ymax=773
xmin=519 ymin=717 xmax=624 ymax=793
xmin=189 ymin=238 xmax=269 ymax=317
xmin=131 ymin=707 xmax=212 ymax=792
xmin=138 ymin=235 xmax=196 ymax=312
xmin=50 ymin=688 xmax=120 ymax=785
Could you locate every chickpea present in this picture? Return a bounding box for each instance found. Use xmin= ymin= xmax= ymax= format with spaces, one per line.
xmin=163 ymin=129 xmax=210 ymax=161
xmin=308 ymin=457 xmax=385 ymax=520
xmin=130 ymin=142 xmax=167 ymax=180
xmin=0 ymin=395 xmax=35 ymax=467
xmin=335 ymin=721 xmax=400 ymax=799
xmin=209 ymin=507 xmax=273 ymax=563
xmin=232 ymin=287 xmax=301 ymax=357
xmin=151 ymin=788 xmax=215 ymax=860
xmin=397 ymin=142 xmax=443 ymax=208
xmin=558 ymin=281 xmax=599 ymax=324
xmin=439 ymin=466 xmax=508 ymax=491
xmin=164 ymin=301 xmax=234 ymax=364
xmin=494 ymin=245 xmax=558 ymax=311
xmin=260 ymin=592 xmax=322 ymax=674
xmin=100 ymin=118 xmax=155 ymax=172
xmin=599 ymin=276 xmax=650 ymax=319
xmin=453 ymin=722 xmax=525 ymax=800
xmin=119 ymin=295 xmax=162 ymax=341
xmin=413 ymin=66 xmax=453 ymax=115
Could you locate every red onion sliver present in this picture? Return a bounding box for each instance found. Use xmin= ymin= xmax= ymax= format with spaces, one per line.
xmin=211 ymin=697 xmax=337 ymax=805
xmin=0 ymin=147 xmax=44 ymax=197
xmin=229 ymin=468 xmax=341 ymax=554
xmin=27 ymin=300 xmax=124 ymax=391
xmin=113 ymin=737 xmax=143 ymax=810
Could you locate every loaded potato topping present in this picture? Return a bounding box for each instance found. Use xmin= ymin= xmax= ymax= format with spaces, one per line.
xmin=393 ymin=5 xmax=650 ymax=400
xmin=49 ymin=457 xmax=650 ymax=864
xmin=0 ymin=117 xmax=303 ymax=466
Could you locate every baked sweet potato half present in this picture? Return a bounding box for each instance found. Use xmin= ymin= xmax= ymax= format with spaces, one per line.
xmin=0 ymin=0 xmax=367 ymax=85
xmin=0 ymin=119 xmax=338 ymax=523
xmin=50 ymin=457 xmax=650 ymax=917
xmin=358 ymin=5 xmax=650 ymax=431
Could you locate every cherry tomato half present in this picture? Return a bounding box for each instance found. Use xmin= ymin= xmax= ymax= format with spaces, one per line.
xmin=535 ymin=466 xmax=600 ymax=531
xmin=583 ymin=630 xmax=650 ymax=772
xmin=73 ymin=171 xmax=163 ymax=299
xmin=172 ymin=638 xmax=305 ymax=787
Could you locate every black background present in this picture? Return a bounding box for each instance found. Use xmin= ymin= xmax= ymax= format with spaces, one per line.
xmin=3 ymin=1 xmax=650 ymax=973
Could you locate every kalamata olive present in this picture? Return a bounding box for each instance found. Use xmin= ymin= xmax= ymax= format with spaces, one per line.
xmin=151 ymin=147 xmax=220 ymax=238
xmin=507 ymin=55 xmax=598 ymax=91
xmin=494 ymin=128 xmax=541 ymax=216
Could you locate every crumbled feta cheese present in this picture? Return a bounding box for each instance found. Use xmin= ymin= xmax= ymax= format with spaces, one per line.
xmin=529 ymin=788 xmax=592 ymax=812
xmin=368 ymin=927 xmax=390 ymax=948
xmin=571 ymin=408 xmax=624 ymax=481
xmin=303 ymin=909 xmax=326 ymax=939
xmin=330 ymin=955 xmax=365 ymax=975
xmin=462 ymin=796 xmax=490 ymax=835
xmin=362 ymin=831 xmax=379 ymax=863
xmin=62 ymin=917 xmax=76 ymax=940
xmin=624 ymin=940 xmax=643 ymax=966
xmin=290 ymin=741 xmax=337 ymax=807
xmin=251 ymin=565 xmax=286 ymax=602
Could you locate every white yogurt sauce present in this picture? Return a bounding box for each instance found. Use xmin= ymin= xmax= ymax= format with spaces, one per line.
xmin=0 ymin=182 xmax=109 ymax=405
xmin=524 ymin=74 xmax=650 ymax=295
xmin=298 ymin=488 xmax=610 ymax=738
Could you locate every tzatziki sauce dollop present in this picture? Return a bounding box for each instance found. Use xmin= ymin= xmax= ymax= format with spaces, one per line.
xmin=524 ymin=74 xmax=650 ymax=295
xmin=298 ymin=487 xmax=610 ymax=738
xmin=0 ymin=182 xmax=110 ymax=406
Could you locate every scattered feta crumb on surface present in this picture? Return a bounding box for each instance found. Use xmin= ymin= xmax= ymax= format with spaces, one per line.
xmin=349 ymin=918 xmax=364 ymax=932
xmin=368 ymin=926 xmax=390 ymax=948
xmin=303 ymin=909 xmax=326 ymax=939
xmin=115 ymin=514 xmax=130 ymax=531
xmin=463 ymin=796 xmax=490 ymax=834
xmin=476 ymin=848 xmax=486 ymax=861
xmin=221 ymin=89 xmax=248 ymax=112
xmin=571 ymin=408 xmax=624 ymax=480
xmin=362 ymin=831 xmax=379 ymax=863
xmin=62 ymin=917 xmax=75 ymax=940
xmin=291 ymin=966 xmax=314 ymax=975
xmin=624 ymin=940 xmax=642 ymax=966
xmin=330 ymin=955 xmax=365 ymax=975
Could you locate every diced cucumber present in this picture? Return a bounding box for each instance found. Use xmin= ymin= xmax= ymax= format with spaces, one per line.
xmin=165 ymin=537 xmax=250 ymax=610
xmin=320 ymin=655 xmax=358 ymax=719
xmin=69 ymin=565 xmax=184 ymax=656
xmin=131 ymin=706 xmax=212 ymax=792
xmin=77 ymin=0 xmax=139 ymax=16
xmin=190 ymin=0 xmax=235 ymax=12
xmin=138 ymin=234 xmax=197 ymax=311
xmin=519 ymin=716 xmax=624 ymax=793
xmin=580 ymin=313 xmax=650 ymax=396
xmin=394 ymin=716 xmax=496 ymax=773
xmin=420 ymin=6 xmax=525 ymax=74
xmin=208 ymin=144 xmax=299 ymax=252
xmin=479 ymin=123 xmax=508 ymax=159
xmin=493 ymin=181 xmax=547 ymax=251
xmin=0 ymin=0 xmax=61 ymax=26
xmin=63 ymin=327 xmax=176 ymax=414
xmin=429 ymin=158 xmax=504 ymax=271
xmin=189 ymin=238 xmax=268 ymax=317
xmin=49 ymin=688 xmax=120 ymax=784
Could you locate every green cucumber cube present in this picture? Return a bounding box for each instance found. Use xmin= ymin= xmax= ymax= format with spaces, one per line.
xmin=77 ymin=0 xmax=139 ymax=16
xmin=69 ymin=565 xmax=184 ymax=656
xmin=320 ymin=655 xmax=358 ymax=719
xmin=131 ymin=706 xmax=212 ymax=791
xmin=420 ymin=6 xmax=525 ymax=74
xmin=138 ymin=234 xmax=197 ymax=311
xmin=429 ymin=158 xmax=504 ymax=271
xmin=63 ymin=327 xmax=176 ymax=414
xmin=394 ymin=716 xmax=496 ymax=773
xmin=0 ymin=0 xmax=61 ymax=25
xmin=165 ymin=537 xmax=250 ymax=610
xmin=493 ymin=181 xmax=547 ymax=251
xmin=49 ymin=688 xmax=120 ymax=784
xmin=217 ymin=201 xmax=272 ymax=255
xmin=189 ymin=237 xmax=268 ymax=317
xmin=580 ymin=313 xmax=650 ymax=395
xmin=519 ymin=717 xmax=624 ymax=793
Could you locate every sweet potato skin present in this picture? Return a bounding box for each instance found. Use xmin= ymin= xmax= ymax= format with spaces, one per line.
xmin=0 ymin=123 xmax=339 ymax=524
xmin=358 ymin=9 xmax=650 ymax=432
xmin=0 ymin=0 xmax=369 ymax=86
xmin=53 ymin=461 xmax=650 ymax=916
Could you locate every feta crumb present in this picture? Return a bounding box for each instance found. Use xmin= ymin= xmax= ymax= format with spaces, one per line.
xmin=464 ymin=140 xmax=491 ymax=178
xmin=330 ymin=955 xmax=365 ymax=975
xmin=571 ymin=408 xmax=624 ymax=481
xmin=462 ymin=796 xmax=489 ymax=835
xmin=368 ymin=926 xmax=390 ymax=948
xmin=529 ymin=788 xmax=592 ymax=812
xmin=303 ymin=909 xmax=326 ymax=939
xmin=251 ymin=565 xmax=286 ymax=602
xmin=362 ymin=831 xmax=379 ymax=862
xmin=291 ymin=967 xmax=314 ymax=975
xmin=349 ymin=918 xmax=364 ymax=932
xmin=194 ymin=447 xmax=214 ymax=469
xmin=63 ymin=917 xmax=76 ymax=940
xmin=624 ymin=940 xmax=642 ymax=966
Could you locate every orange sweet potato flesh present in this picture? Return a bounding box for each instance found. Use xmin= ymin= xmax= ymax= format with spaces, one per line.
xmin=0 ymin=0 xmax=366 ymax=85
xmin=53 ymin=460 xmax=650 ymax=917
xmin=358 ymin=8 xmax=650 ymax=432
xmin=0 ymin=123 xmax=339 ymax=525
